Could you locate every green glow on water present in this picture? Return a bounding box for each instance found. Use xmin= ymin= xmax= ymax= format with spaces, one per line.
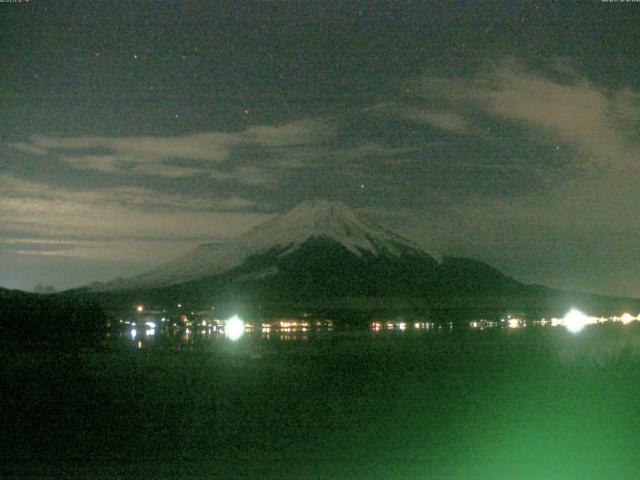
xmin=4 ymin=325 xmax=640 ymax=479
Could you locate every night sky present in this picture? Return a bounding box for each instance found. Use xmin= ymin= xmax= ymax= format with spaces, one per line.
xmin=2 ymin=1 xmax=640 ymax=296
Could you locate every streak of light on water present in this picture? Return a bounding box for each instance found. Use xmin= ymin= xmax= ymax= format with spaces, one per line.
xmin=114 ymin=308 xmax=640 ymax=353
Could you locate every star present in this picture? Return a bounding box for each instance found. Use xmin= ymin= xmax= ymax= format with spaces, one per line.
xmin=133 ymin=54 xmax=138 ymax=59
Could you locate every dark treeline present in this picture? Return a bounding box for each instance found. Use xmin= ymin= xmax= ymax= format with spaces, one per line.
xmin=0 ymin=289 xmax=108 ymax=351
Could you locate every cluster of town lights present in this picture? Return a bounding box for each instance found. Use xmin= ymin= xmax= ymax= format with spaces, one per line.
xmin=370 ymin=321 xmax=436 ymax=331
xmin=482 ymin=309 xmax=640 ymax=334
xmin=126 ymin=304 xmax=640 ymax=344
xmin=124 ymin=307 xmax=338 ymax=343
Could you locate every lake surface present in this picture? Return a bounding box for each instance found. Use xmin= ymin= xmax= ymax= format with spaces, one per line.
xmin=3 ymin=323 xmax=640 ymax=479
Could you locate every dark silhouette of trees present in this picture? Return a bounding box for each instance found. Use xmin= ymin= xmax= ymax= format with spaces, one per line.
xmin=0 ymin=290 xmax=108 ymax=351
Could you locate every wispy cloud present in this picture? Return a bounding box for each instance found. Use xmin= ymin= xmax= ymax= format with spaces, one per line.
xmin=364 ymin=101 xmax=485 ymax=138
xmin=128 ymin=163 xmax=212 ymax=179
xmin=8 ymin=142 xmax=48 ymax=156
xmin=210 ymin=166 xmax=277 ymax=186
xmin=363 ymin=59 xmax=640 ymax=296
xmin=404 ymin=111 xmax=470 ymax=134
xmin=335 ymin=143 xmax=417 ymax=159
xmin=8 ymin=119 xmax=333 ymax=181
xmin=0 ymin=174 xmax=259 ymax=212
xmin=0 ymin=174 xmax=272 ymax=261
xmin=416 ymin=58 xmax=640 ymax=168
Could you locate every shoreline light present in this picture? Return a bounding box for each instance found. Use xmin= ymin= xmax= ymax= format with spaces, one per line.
xmin=563 ymin=308 xmax=591 ymax=334
xmin=224 ymin=314 xmax=245 ymax=341
xmin=619 ymin=313 xmax=636 ymax=325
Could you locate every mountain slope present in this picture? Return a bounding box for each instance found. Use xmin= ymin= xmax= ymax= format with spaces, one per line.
xmin=102 ymin=241 xmax=248 ymax=290
xmin=93 ymin=199 xmax=436 ymax=291
xmin=75 ymin=200 xmax=640 ymax=319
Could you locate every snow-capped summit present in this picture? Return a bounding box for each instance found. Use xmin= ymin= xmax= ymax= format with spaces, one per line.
xmin=238 ymin=199 xmax=424 ymax=257
xmin=94 ymin=200 xmax=430 ymax=291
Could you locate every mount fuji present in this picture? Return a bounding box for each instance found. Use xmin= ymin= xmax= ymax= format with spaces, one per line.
xmin=87 ymin=200 xmax=522 ymax=302
xmin=73 ymin=199 xmax=640 ymax=319
xmin=92 ymin=200 xmax=432 ymax=290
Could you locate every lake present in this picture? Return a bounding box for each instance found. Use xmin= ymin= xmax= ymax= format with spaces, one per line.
xmin=3 ymin=323 xmax=640 ymax=479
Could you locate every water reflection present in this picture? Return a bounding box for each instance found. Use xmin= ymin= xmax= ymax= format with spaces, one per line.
xmin=370 ymin=320 xmax=435 ymax=333
xmin=118 ymin=316 xmax=337 ymax=349
xmin=115 ymin=309 xmax=640 ymax=350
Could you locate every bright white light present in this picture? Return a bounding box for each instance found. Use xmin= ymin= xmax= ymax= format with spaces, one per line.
xmin=224 ymin=314 xmax=245 ymax=341
xmin=145 ymin=321 xmax=156 ymax=329
xmin=620 ymin=313 xmax=635 ymax=325
xmin=146 ymin=328 xmax=155 ymax=336
xmin=136 ymin=305 xmax=144 ymax=313
xmin=563 ymin=308 xmax=590 ymax=333
xmin=130 ymin=328 xmax=137 ymax=339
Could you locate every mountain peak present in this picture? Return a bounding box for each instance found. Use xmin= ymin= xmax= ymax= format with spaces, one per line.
xmin=239 ymin=199 xmax=422 ymax=257
xmin=92 ymin=199 xmax=431 ymax=291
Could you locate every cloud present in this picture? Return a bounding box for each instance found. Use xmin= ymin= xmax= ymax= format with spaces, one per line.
xmin=7 ymin=142 xmax=48 ymax=156
xmin=59 ymin=154 xmax=125 ymax=174
xmin=129 ymin=163 xmax=211 ymax=178
xmin=0 ymin=174 xmax=259 ymax=212
xmin=8 ymin=118 xmax=333 ymax=181
xmin=241 ymin=119 xmax=329 ymax=146
xmin=0 ymin=238 xmax=81 ymax=256
xmin=416 ymin=58 xmax=640 ymax=169
xmin=364 ymin=59 xmax=640 ymax=296
xmin=364 ymin=101 xmax=483 ymax=137
xmin=28 ymin=132 xmax=236 ymax=162
xmin=0 ymin=174 xmax=272 ymax=261
xmin=404 ymin=110 xmax=470 ymax=133
xmin=336 ymin=143 xmax=417 ymax=159
xmin=261 ymin=141 xmax=418 ymax=171
xmin=210 ymin=166 xmax=277 ymax=186
xmin=409 ymin=59 xmax=640 ymax=224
